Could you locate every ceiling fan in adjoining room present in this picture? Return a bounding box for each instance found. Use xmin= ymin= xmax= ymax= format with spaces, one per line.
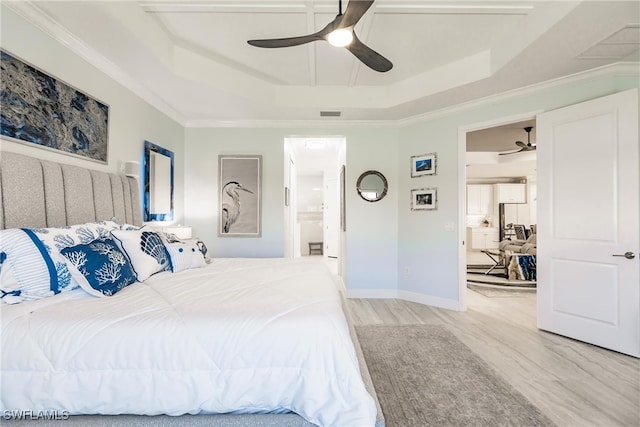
xmin=247 ymin=0 xmax=393 ymax=72
xmin=499 ymin=126 xmax=536 ymax=156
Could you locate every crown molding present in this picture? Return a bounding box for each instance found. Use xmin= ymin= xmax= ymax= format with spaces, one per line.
xmin=187 ymin=62 xmax=639 ymax=128
xmin=7 ymin=1 xmax=638 ymax=130
xmin=5 ymin=1 xmax=187 ymax=126
xmin=185 ymin=118 xmax=397 ymax=129
xmin=397 ymin=61 xmax=640 ymax=127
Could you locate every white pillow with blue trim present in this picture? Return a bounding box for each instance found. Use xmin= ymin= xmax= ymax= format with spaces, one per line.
xmin=111 ymin=229 xmax=171 ymax=281
xmin=164 ymin=242 xmax=206 ymax=273
xmin=0 ymin=229 xmax=75 ymax=304
xmin=60 ymin=238 xmax=137 ymax=297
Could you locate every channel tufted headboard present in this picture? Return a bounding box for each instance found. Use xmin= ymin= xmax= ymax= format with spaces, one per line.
xmin=0 ymin=151 xmax=142 ymax=229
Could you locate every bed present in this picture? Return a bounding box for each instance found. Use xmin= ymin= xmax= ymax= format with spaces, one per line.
xmin=0 ymin=151 xmax=383 ymax=427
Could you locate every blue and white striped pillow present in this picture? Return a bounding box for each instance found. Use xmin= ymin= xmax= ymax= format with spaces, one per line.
xmin=0 ymin=229 xmax=75 ymax=304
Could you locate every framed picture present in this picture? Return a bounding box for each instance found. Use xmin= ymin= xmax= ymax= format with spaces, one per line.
xmin=411 ymin=188 xmax=437 ymax=211
xmin=514 ymin=224 xmax=527 ymax=240
xmin=143 ymin=141 xmax=174 ymax=222
xmin=411 ymin=153 xmax=437 ymax=177
xmin=0 ymin=49 xmax=109 ymax=163
xmin=218 ymin=155 xmax=262 ymax=237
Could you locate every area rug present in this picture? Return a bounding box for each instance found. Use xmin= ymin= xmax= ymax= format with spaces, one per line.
xmin=468 ymin=283 xmax=537 ymax=298
xmin=356 ymin=325 xmax=555 ymax=427
xmin=467 ymin=270 xmax=536 ymax=287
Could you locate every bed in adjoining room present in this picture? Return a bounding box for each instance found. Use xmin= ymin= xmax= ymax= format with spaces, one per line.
xmin=0 ymin=151 xmax=384 ymax=427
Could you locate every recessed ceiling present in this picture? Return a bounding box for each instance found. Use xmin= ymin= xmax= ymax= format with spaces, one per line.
xmin=6 ymin=0 xmax=639 ymax=124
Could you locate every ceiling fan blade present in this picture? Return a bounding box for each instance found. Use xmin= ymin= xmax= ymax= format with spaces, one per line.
xmin=248 ymin=34 xmax=323 ymax=48
xmin=339 ymin=0 xmax=375 ymax=28
xmin=248 ymin=19 xmax=335 ymax=48
xmin=499 ymin=149 xmax=524 ymax=156
xmin=346 ymin=33 xmax=393 ymax=72
xmin=514 ymin=140 xmax=527 ymax=148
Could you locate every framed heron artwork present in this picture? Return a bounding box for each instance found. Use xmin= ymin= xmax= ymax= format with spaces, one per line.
xmin=218 ymin=155 xmax=262 ymax=237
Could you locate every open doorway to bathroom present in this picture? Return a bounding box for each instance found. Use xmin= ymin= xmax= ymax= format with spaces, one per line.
xmin=284 ymin=136 xmax=346 ymax=276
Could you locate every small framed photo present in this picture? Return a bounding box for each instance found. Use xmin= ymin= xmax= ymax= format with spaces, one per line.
xmin=411 ymin=188 xmax=437 ymax=211
xmin=411 ymin=153 xmax=437 ymax=177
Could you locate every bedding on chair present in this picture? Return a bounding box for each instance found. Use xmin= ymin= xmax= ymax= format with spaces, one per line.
xmin=0 ymin=258 xmax=376 ymax=427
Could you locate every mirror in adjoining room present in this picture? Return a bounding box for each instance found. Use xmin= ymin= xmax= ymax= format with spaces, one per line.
xmin=143 ymin=140 xmax=174 ymax=221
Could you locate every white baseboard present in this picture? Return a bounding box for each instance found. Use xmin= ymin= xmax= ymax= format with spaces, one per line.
xmin=346 ymin=289 xmax=399 ymax=299
xmin=346 ymin=289 xmax=462 ymax=312
xmin=398 ymin=290 xmax=462 ymax=311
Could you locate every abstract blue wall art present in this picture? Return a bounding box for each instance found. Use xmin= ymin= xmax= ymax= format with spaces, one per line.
xmin=0 ymin=50 xmax=109 ymax=163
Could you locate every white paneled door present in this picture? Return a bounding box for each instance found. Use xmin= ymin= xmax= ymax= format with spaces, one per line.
xmin=537 ymin=89 xmax=639 ymax=357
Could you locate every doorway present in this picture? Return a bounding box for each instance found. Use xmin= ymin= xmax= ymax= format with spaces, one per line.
xmin=284 ymin=136 xmax=345 ymax=274
xmin=458 ymin=114 xmax=538 ymax=310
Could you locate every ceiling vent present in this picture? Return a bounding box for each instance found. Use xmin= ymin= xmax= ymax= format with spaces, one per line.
xmin=320 ymin=111 xmax=341 ymax=117
xmin=577 ymin=24 xmax=640 ymax=59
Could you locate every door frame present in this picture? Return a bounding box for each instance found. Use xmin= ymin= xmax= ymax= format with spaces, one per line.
xmin=457 ymin=110 xmax=542 ymax=311
xmin=283 ymin=136 xmax=345 ymax=267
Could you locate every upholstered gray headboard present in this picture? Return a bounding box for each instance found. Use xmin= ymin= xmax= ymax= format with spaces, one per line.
xmin=0 ymin=151 xmax=142 ymax=229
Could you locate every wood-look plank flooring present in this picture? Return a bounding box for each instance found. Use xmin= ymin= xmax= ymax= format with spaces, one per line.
xmin=347 ymin=290 xmax=640 ymax=427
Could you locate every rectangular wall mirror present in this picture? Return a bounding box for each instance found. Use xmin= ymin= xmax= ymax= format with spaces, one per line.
xmin=143 ymin=140 xmax=174 ymax=221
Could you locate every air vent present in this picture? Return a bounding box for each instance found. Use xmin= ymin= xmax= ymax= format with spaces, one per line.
xmin=320 ymin=111 xmax=341 ymax=117
xmin=577 ymin=24 xmax=640 ymax=59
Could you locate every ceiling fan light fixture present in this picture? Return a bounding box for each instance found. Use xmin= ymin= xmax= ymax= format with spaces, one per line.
xmin=327 ymin=28 xmax=353 ymax=47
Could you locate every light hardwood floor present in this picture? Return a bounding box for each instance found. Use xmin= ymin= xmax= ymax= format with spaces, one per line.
xmin=347 ymin=290 xmax=640 ymax=427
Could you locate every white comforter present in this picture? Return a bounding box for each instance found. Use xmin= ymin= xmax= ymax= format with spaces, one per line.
xmin=1 ymin=258 xmax=376 ymax=427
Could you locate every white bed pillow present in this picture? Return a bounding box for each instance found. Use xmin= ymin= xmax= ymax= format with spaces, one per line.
xmin=29 ymin=220 xmax=121 ymax=250
xmin=164 ymin=242 xmax=206 ymax=273
xmin=0 ymin=229 xmax=75 ymax=304
xmin=60 ymin=238 xmax=137 ymax=297
xmin=110 ymin=229 xmax=171 ymax=281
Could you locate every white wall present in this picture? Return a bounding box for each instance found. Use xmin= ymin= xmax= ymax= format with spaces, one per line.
xmin=184 ymin=126 xmax=399 ymax=292
xmin=397 ymin=70 xmax=640 ymax=309
xmin=0 ymin=6 xmax=185 ymax=224
xmin=184 ymin=128 xmax=285 ymax=257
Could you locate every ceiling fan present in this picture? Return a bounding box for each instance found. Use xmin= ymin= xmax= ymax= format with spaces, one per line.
xmin=500 ymin=126 xmax=535 ymax=155
xmin=247 ymin=0 xmax=393 ymax=72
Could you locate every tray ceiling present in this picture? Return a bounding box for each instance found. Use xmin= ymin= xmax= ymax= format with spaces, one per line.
xmin=6 ymin=0 xmax=639 ymax=125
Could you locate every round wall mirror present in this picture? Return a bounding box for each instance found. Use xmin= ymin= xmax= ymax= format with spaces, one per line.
xmin=356 ymin=170 xmax=388 ymax=202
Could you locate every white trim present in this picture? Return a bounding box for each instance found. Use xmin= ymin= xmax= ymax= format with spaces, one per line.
xmin=5 ymin=1 xmax=187 ymax=126
xmin=456 ymin=110 xmax=540 ymax=313
xmin=397 ymin=290 xmax=461 ymax=312
xmin=398 ymin=62 xmax=640 ymax=127
xmin=185 ymin=118 xmax=396 ymax=128
xmin=8 ymin=0 xmax=638 ymax=128
xmin=346 ymin=289 xmax=399 ymax=299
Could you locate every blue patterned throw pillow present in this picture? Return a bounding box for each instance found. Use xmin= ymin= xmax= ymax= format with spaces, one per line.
xmin=110 ymin=229 xmax=171 ymax=281
xmin=60 ymin=238 xmax=137 ymax=297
